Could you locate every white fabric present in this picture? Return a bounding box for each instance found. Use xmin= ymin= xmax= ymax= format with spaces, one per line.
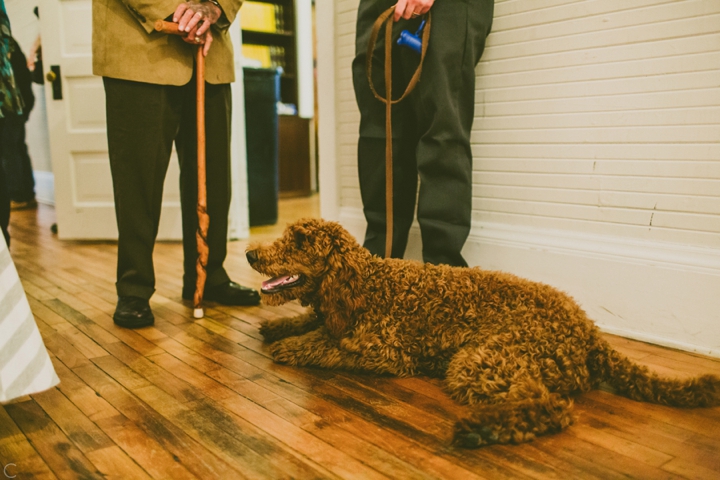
xmin=0 ymin=236 xmax=59 ymax=402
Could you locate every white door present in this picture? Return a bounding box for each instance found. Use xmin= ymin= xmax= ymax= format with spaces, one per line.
xmin=39 ymin=0 xmax=249 ymax=240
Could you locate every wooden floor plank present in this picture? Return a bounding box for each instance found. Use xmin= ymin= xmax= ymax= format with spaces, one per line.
xmin=149 ymin=350 xmax=439 ymax=480
xmin=105 ymin=340 xmax=388 ymax=479
xmin=530 ymin=433 xmax=683 ymax=480
xmin=85 ymin=446 xmax=152 ymax=480
xmin=4 ymin=400 xmax=103 ymax=479
xmin=31 ymin=388 xmax=117 ymax=453
xmin=576 ymin=395 xmax=720 ymax=469
xmin=568 ymin=422 xmax=673 ymax=468
xmin=90 ymin=354 xmax=334 ymax=479
xmin=50 ymin=361 xmax=199 ymax=480
xmin=71 ymin=362 xmax=246 ymax=479
xmin=18 ymin=386 xmax=151 ymax=480
xmin=0 ymin=405 xmax=58 ymax=479
xmin=588 ymin=388 xmax=720 ymax=438
xmin=662 ymin=457 xmax=720 ymax=480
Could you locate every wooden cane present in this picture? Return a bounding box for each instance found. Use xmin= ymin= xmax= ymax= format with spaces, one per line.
xmin=155 ymin=20 xmax=210 ymax=319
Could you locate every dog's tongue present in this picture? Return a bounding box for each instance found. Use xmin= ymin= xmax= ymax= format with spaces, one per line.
xmin=262 ymin=275 xmax=299 ymax=290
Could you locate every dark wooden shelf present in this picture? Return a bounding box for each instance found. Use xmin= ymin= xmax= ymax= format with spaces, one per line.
xmin=241 ymin=0 xmax=310 ymax=197
xmin=246 ymin=0 xmax=293 ymax=5
xmin=279 ymin=116 xmax=312 ymax=197
xmin=242 ymin=30 xmax=295 ymax=47
xmin=241 ymin=29 xmax=293 ymax=38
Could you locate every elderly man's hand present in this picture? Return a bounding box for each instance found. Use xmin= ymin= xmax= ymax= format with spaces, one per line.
xmin=173 ymin=1 xmax=221 ymax=56
xmin=183 ymin=29 xmax=213 ymax=56
xmin=174 ymin=1 xmax=221 ymax=34
xmin=394 ymin=0 xmax=434 ymax=21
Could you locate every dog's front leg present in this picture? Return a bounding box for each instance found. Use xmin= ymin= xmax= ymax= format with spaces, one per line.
xmin=269 ymin=329 xmax=411 ymax=375
xmin=269 ymin=328 xmax=359 ymax=369
xmin=259 ymin=312 xmax=323 ymax=343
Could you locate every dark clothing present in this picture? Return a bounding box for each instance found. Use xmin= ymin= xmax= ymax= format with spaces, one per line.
xmin=8 ymin=38 xmax=34 ymax=113
xmin=353 ymin=0 xmax=493 ymax=266
xmin=0 ymin=4 xmax=15 ymax=246
xmin=1 ymin=38 xmax=35 ymax=203
xmin=0 ymin=7 xmax=22 ymax=118
xmin=0 ymin=119 xmax=9 ymax=245
xmin=103 ymin=75 xmax=232 ymax=300
xmin=1 ymin=112 xmax=35 ymax=202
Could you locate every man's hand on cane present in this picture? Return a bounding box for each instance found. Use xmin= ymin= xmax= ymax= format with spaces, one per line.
xmin=173 ymin=1 xmax=223 ymax=56
xmin=394 ymin=0 xmax=434 ymax=21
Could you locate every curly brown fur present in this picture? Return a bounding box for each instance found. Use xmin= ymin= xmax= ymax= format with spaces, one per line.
xmin=247 ymin=218 xmax=720 ymax=447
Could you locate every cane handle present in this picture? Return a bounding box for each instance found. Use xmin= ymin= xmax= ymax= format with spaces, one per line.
xmin=154 ymin=20 xmax=183 ymax=36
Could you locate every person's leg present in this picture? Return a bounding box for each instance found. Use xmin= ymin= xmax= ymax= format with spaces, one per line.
xmin=0 ymin=170 xmax=8 ymax=246
xmin=1 ymin=113 xmax=35 ymax=205
xmin=16 ymin=115 xmax=36 ymax=204
xmin=104 ymin=77 xmax=182 ymax=300
xmin=176 ymin=74 xmax=259 ymax=305
xmin=353 ymin=0 xmax=419 ymax=259
xmin=0 ymin=118 xmax=10 ymax=246
xmin=355 ymin=118 xmax=419 ymax=259
xmin=413 ymin=0 xmax=494 ymax=267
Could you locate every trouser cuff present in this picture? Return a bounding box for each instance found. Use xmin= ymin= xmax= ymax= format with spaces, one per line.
xmin=116 ymin=282 xmax=155 ymax=300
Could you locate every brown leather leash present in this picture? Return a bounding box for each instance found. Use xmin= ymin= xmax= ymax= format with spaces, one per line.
xmin=366 ymin=7 xmax=431 ymax=259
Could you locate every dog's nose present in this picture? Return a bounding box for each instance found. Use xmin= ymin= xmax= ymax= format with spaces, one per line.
xmin=246 ymin=250 xmax=258 ymax=265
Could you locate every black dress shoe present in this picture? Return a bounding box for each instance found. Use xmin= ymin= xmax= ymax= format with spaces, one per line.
xmin=113 ymin=296 xmax=154 ymax=329
xmin=182 ymin=281 xmax=260 ymax=306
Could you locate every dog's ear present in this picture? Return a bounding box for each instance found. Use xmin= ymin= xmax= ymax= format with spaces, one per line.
xmin=294 ymin=229 xmax=307 ymax=249
xmin=292 ymin=223 xmax=315 ymax=249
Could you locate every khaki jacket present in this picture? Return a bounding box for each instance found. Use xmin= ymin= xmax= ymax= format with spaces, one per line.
xmin=92 ymin=0 xmax=242 ymax=85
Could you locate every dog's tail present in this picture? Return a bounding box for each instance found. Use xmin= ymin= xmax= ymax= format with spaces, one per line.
xmin=588 ymin=340 xmax=720 ymax=408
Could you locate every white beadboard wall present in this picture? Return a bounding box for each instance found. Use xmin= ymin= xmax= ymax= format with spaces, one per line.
xmin=319 ymin=0 xmax=720 ymax=356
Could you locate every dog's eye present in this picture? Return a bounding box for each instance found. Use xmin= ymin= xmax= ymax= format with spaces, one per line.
xmin=294 ymin=230 xmax=307 ymax=248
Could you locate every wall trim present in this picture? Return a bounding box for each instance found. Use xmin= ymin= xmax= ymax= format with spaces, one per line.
xmin=469 ymin=222 xmax=720 ymax=277
xmin=596 ymin=324 xmax=720 ymax=359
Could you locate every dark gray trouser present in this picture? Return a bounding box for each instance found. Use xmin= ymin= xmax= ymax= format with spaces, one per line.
xmin=0 ymin=112 xmax=35 ymax=203
xmin=353 ymin=0 xmax=494 ymax=267
xmin=103 ymin=75 xmax=232 ymax=300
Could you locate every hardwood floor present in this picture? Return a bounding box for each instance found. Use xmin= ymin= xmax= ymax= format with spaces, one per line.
xmin=3 ymin=197 xmax=720 ymax=479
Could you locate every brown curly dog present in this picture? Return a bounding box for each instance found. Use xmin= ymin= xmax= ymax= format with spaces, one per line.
xmin=246 ymin=218 xmax=720 ymax=447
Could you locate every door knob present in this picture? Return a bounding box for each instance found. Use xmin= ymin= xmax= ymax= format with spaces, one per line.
xmin=47 ymin=65 xmax=63 ymax=100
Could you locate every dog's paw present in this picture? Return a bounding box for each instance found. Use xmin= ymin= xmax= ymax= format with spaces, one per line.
xmin=258 ymin=320 xmax=275 ymax=343
xmin=259 ymin=320 xmax=291 ymax=343
xmin=259 ymin=315 xmax=320 ymax=343
xmin=268 ymin=339 xmax=300 ymax=364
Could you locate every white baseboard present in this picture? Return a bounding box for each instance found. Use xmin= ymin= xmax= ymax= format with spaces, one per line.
xmin=338 ymin=206 xmax=720 ymax=358
xmin=596 ymin=324 xmax=720 ymax=359
xmin=33 ymin=171 xmax=54 ymax=206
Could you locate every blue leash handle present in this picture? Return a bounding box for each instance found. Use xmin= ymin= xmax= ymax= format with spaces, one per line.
xmin=397 ymin=20 xmax=426 ymax=54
